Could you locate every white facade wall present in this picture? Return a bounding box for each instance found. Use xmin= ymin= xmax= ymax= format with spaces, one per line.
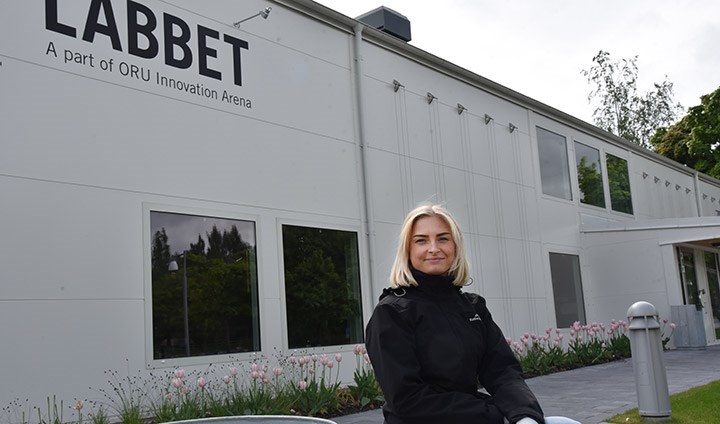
xmin=2 ymin=0 xmax=720 ymax=414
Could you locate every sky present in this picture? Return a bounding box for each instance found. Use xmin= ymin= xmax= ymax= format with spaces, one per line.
xmin=314 ymin=0 xmax=720 ymax=125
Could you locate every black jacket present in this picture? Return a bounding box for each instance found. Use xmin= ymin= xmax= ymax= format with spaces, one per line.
xmin=365 ymin=271 xmax=544 ymax=424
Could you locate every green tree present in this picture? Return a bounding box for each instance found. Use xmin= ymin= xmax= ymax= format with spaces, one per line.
xmin=582 ymin=50 xmax=684 ymax=148
xmin=651 ymin=87 xmax=720 ymax=178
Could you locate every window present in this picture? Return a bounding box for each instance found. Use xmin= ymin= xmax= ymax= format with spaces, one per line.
xmin=574 ymin=142 xmax=605 ymax=208
xmin=282 ymin=225 xmax=363 ymax=348
xmin=704 ymin=252 xmax=720 ymax=340
xmin=537 ymin=127 xmax=572 ymax=200
xmin=606 ymin=154 xmax=633 ymax=214
xmin=549 ymin=252 xmax=586 ymax=328
xmin=150 ymin=211 xmax=260 ymax=359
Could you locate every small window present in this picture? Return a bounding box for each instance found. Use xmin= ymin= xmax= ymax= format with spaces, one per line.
xmin=537 ymin=127 xmax=572 ymax=200
xmin=549 ymin=252 xmax=586 ymax=328
xmin=574 ymin=142 xmax=606 ymax=208
xmin=150 ymin=211 xmax=260 ymax=359
xmin=606 ymin=154 xmax=633 ymax=214
xmin=282 ymin=225 xmax=363 ymax=348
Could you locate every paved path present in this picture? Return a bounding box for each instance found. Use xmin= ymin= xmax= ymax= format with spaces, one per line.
xmin=332 ymin=344 xmax=720 ymax=424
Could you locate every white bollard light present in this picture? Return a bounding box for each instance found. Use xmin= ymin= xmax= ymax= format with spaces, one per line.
xmin=627 ymin=301 xmax=671 ymax=421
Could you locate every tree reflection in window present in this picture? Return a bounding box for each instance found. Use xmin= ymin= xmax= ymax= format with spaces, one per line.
xmin=150 ymin=211 xmax=259 ymax=359
xmin=282 ymin=225 xmax=363 ymax=348
xmin=606 ymin=154 xmax=634 ymax=214
xmin=574 ymin=142 xmax=606 ymax=208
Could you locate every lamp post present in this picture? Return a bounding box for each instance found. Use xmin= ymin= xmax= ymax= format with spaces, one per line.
xmin=168 ymin=252 xmax=190 ymax=356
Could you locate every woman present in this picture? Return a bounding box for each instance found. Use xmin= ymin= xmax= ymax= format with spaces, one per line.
xmin=365 ymin=204 xmax=580 ymax=424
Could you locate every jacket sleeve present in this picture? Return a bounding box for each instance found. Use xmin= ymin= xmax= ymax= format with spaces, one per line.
xmin=365 ymin=300 xmax=504 ymax=424
xmin=471 ymin=295 xmax=545 ymax=424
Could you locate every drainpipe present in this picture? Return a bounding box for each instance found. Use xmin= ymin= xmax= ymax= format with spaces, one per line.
xmin=694 ymin=171 xmax=702 ymax=217
xmin=351 ymin=23 xmax=378 ymax=310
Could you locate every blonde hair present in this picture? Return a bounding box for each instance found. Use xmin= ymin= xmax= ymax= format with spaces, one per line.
xmin=389 ymin=204 xmax=470 ymax=288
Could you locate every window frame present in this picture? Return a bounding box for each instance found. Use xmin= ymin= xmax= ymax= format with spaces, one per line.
xmin=143 ymin=203 xmax=264 ymax=368
xmin=605 ymin=153 xmax=634 ymax=215
xmin=536 ymin=126 xmax=573 ymax=202
xmin=548 ymin=251 xmax=587 ymax=329
xmin=277 ymin=218 xmax=366 ymax=351
xmin=573 ymin=140 xmax=607 ymax=209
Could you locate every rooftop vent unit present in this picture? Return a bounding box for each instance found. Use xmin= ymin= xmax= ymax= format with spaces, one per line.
xmin=356 ymin=6 xmax=411 ymax=42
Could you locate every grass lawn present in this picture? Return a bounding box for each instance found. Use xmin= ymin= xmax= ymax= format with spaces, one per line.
xmin=606 ymin=380 xmax=720 ymax=423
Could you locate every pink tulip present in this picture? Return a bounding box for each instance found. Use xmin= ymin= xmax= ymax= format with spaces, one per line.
xmin=197 ymin=377 xmax=206 ymax=388
xmin=222 ymin=375 xmax=231 ymax=384
xmin=289 ymin=356 xmax=298 ymax=365
xmin=327 ymin=361 xmax=334 ymax=369
xmin=354 ymin=344 xmax=363 ymax=355
xmin=251 ymin=363 xmax=259 ymax=372
xmin=321 ymin=354 xmax=329 ymax=366
xmin=73 ymin=400 xmax=83 ymax=411
xmin=229 ymin=367 xmax=239 ymax=376
xmin=174 ymin=369 xmax=186 ymax=379
xmin=251 ymin=371 xmax=259 ymax=380
xmin=165 ymin=393 xmax=173 ymax=401
xmin=553 ymin=340 xmax=559 ymax=347
xmin=183 ymin=385 xmax=191 ymax=395
xmin=335 ymin=353 xmax=343 ymax=363
xmin=311 ymin=354 xmax=318 ymax=363
xmin=262 ymin=376 xmax=270 ymax=385
xmin=273 ymin=367 xmax=282 ymax=377
xmin=299 ymin=380 xmax=307 ymax=391
xmin=299 ymin=357 xmax=306 ymax=366
xmin=505 ymin=337 xmax=513 ymax=345
xmin=172 ymin=377 xmax=183 ymax=389
xmin=670 ymin=323 xmax=677 ymax=329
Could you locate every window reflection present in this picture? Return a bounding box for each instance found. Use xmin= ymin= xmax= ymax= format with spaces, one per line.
xmin=150 ymin=211 xmax=260 ymax=359
xmin=537 ymin=127 xmax=572 ymax=200
xmin=606 ymin=154 xmax=634 ymax=214
xmin=574 ymin=142 xmax=606 ymax=208
xmin=282 ymin=225 xmax=363 ymax=348
xmin=549 ymin=252 xmax=586 ymax=328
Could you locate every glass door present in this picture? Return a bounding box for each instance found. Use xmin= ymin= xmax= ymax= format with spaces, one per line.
xmin=704 ymin=252 xmax=720 ymax=341
xmin=678 ymin=248 xmax=700 ymax=307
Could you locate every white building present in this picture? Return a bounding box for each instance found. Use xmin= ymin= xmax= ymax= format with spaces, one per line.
xmin=1 ymin=0 xmax=719 ymax=413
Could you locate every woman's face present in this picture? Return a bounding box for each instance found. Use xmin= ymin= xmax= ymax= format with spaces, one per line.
xmin=409 ymin=215 xmax=456 ymax=276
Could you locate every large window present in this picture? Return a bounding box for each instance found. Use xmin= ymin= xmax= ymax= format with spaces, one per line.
xmin=282 ymin=225 xmax=363 ymax=348
xmin=574 ymin=142 xmax=605 ymax=208
xmin=549 ymin=252 xmax=586 ymax=328
xmin=150 ymin=211 xmax=259 ymax=359
xmin=537 ymin=127 xmax=572 ymax=200
xmin=606 ymin=154 xmax=633 ymax=214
